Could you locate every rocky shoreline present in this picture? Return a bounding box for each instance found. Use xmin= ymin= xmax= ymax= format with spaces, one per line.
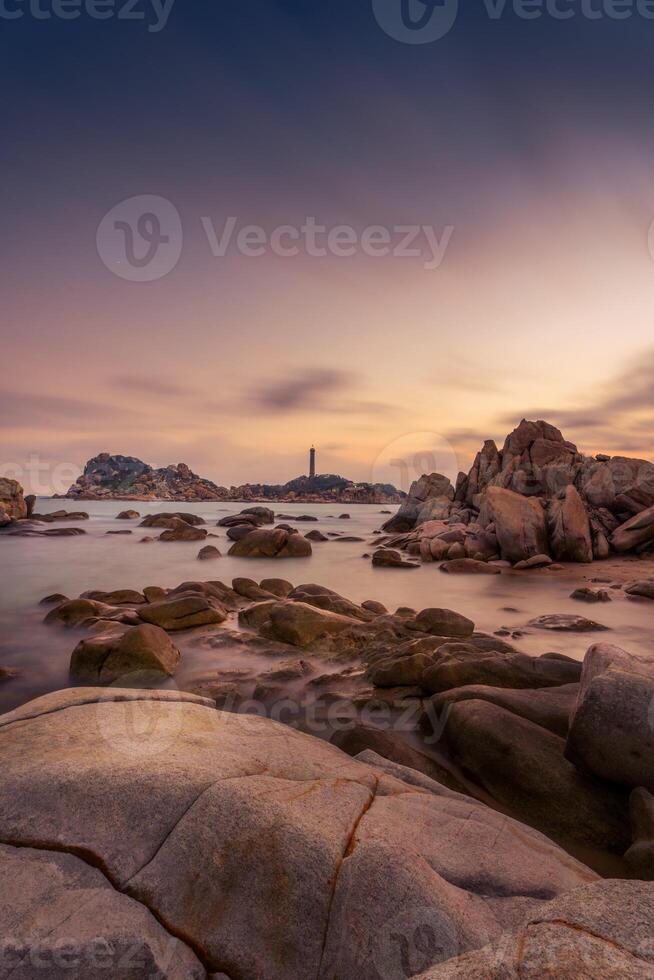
xmin=1 ymin=566 xmax=653 ymax=976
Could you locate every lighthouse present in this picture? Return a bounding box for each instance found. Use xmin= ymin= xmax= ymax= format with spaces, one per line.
xmin=309 ymin=446 xmax=316 ymax=479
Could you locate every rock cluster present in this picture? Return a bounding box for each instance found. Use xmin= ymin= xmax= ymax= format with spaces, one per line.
xmin=381 ymin=419 xmax=654 ymax=566
xmin=64 ymin=453 xmax=228 ymax=501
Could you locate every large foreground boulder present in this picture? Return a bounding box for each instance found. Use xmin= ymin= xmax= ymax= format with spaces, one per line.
xmin=0 ymin=689 xmax=598 ymax=980
xmin=228 ymin=528 xmax=312 ymax=558
xmin=419 ymin=880 xmax=654 ymax=978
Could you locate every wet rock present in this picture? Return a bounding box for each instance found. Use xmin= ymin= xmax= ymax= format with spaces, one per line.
xmin=422 ymin=880 xmax=654 ymax=978
xmin=143 ymin=586 xmax=167 ymax=603
xmin=0 ymin=688 xmax=597 ymax=980
xmin=305 ymin=530 xmax=329 ymax=541
xmin=217 ymin=513 xmax=262 ymax=528
xmin=443 ymin=699 xmax=630 ymax=853
xmin=361 ymin=600 xmax=388 ymax=615
xmin=226 ymin=524 xmax=256 ymax=541
xmin=106 ymin=529 xmax=132 ymax=535
xmin=198 ymin=545 xmax=221 ymax=560
xmin=426 ymin=683 xmax=579 ymax=738
xmin=116 ymin=509 xmax=140 ymax=519
xmin=335 ymin=536 xmax=365 ymax=542
xmin=625 ymin=580 xmax=654 ymax=601
xmin=288 ymin=584 xmax=375 ymax=622
xmin=240 ymin=505 xmax=275 ymax=524
xmin=293 ymin=515 xmax=319 ymax=522
xmin=82 ymin=589 xmax=146 ymax=605
xmin=439 ymin=558 xmax=501 ymax=575
xmin=624 ymin=787 xmax=654 ymax=879
xmin=265 ymin=601 xmax=359 ymax=647
xmin=513 ymin=554 xmax=552 ymax=570
xmin=565 ymin=643 xmax=654 ymax=792
xmin=570 ymin=588 xmax=611 ymax=603
xmin=44 ymin=598 xmax=116 ymax=627
xmin=547 ymin=485 xmax=593 ymax=563
xmin=610 ymin=503 xmax=654 ymax=552
xmin=158 ymin=519 xmax=208 ymax=542
xmin=39 ymin=593 xmax=68 ymax=606
xmin=528 ymin=614 xmax=609 ymax=632
xmin=422 ymin=645 xmax=581 ymax=694
xmin=372 ymin=548 xmax=419 ymax=568
xmin=140 ymin=512 xmax=206 ymax=528
xmin=137 ymin=595 xmax=227 ymax=631
xmin=70 ymin=623 xmax=181 ymax=684
xmin=32 ymin=509 xmax=90 ymax=522
xmin=339 ymin=513 xmax=350 ymax=519
xmin=413 ymin=608 xmax=475 ymax=638
xmin=260 ymin=578 xmax=293 ymax=597
xmin=228 ymin=528 xmax=312 ymax=558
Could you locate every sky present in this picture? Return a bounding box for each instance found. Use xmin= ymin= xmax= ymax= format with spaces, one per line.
xmin=2 ymin=0 xmax=654 ymax=494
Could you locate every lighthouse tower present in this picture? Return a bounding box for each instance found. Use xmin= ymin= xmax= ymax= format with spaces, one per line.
xmin=309 ymin=446 xmax=316 ymax=479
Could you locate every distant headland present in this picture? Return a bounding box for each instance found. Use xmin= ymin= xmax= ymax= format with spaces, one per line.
xmin=58 ymin=447 xmax=404 ymax=505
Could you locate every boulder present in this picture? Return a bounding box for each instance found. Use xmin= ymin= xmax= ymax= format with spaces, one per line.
xmin=44 ymin=598 xmax=117 ymax=627
xmin=217 ymin=513 xmax=263 ymax=528
xmin=513 ymin=554 xmax=552 ymax=570
xmin=70 ymin=624 xmax=181 ymax=684
xmin=240 ymin=505 xmax=275 ymax=524
xmin=547 ymin=485 xmax=593 ymax=563
xmin=443 ymin=700 xmax=630 ymax=853
xmin=422 ymin=645 xmax=581 ymax=694
xmin=305 ymin=530 xmax=329 ymax=541
xmin=426 ymin=682 xmax=579 ymax=737
xmin=287 ymin=584 xmax=375 ymax=622
xmin=528 ymin=614 xmax=609 ymax=632
xmin=260 ymin=578 xmax=294 ymax=597
xmin=419 ymin=880 xmax=654 ymax=978
xmin=624 ymin=787 xmax=654 ymax=879
xmin=479 ymin=487 xmax=549 ymax=563
xmin=137 ymin=595 xmax=227 ymax=631
xmin=571 ymin=588 xmax=611 ymax=603
xmin=0 ymin=477 xmax=27 ymax=520
xmin=381 ymin=473 xmax=454 ymax=532
xmin=158 ymin=519 xmax=208 ymax=542
xmin=198 ymin=545 xmax=221 ymax=560
xmin=565 ymin=643 xmax=654 ymax=791
xmin=610 ymin=504 xmax=654 ymax=552
xmin=265 ymin=601 xmax=359 ymax=647
xmin=116 ymin=509 xmax=140 ymax=519
xmin=0 ymin=688 xmax=597 ymax=980
xmin=413 ymin=608 xmax=475 ymax=638
xmin=228 ymin=528 xmax=312 ymax=559
xmin=82 ymin=589 xmax=146 ymax=605
xmin=361 ymin=599 xmax=388 ymax=615
xmin=439 ymin=559 xmax=501 ymax=575
xmin=625 ymin=580 xmax=654 ymax=601
xmin=372 ymin=548 xmax=420 ymax=569
xmin=226 ymin=524 xmax=257 ymax=541
xmin=140 ymin=513 xmax=205 ymax=527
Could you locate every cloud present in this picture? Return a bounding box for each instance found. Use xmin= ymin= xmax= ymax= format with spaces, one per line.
xmin=248 ymin=369 xmax=355 ymax=412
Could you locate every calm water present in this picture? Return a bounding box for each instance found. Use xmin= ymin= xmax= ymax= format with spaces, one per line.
xmin=0 ymin=497 xmax=652 ymax=713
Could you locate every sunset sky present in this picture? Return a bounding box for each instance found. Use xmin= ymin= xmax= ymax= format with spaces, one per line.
xmin=2 ymin=0 xmax=654 ymax=493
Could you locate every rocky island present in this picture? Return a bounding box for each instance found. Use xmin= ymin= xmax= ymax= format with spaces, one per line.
xmin=61 ymin=451 xmax=404 ymax=505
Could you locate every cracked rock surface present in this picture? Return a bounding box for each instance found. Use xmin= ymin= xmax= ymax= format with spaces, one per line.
xmin=0 ymin=688 xmax=605 ymax=979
